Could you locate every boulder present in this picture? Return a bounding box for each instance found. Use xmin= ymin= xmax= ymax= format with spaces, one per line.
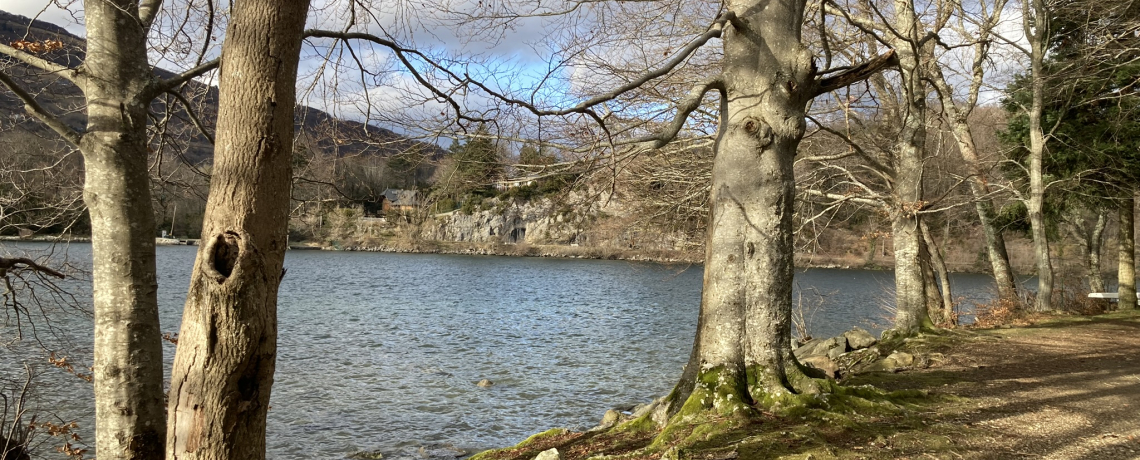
xmin=593 ymin=409 xmax=622 ymax=430
xmin=843 ymin=327 xmax=878 ymax=350
xmin=870 ymin=351 xmax=915 ymax=372
xmin=793 ymin=338 xmax=824 ymax=358
xmin=826 ymin=338 xmax=849 ymax=360
xmin=800 ymin=355 xmax=839 ymax=379
xmin=835 ymin=346 xmax=882 ymax=375
xmin=534 ymin=448 xmax=563 ymax=460
xmin=794 ymin=336 xmax=849 ymax=359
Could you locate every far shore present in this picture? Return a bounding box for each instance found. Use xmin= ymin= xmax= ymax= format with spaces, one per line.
xmin=2 ymin=234 xmax=1009 ymax=273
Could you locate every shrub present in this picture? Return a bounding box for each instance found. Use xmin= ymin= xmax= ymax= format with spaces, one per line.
xmin=972 ymin=297 xmax=1028 ymax=328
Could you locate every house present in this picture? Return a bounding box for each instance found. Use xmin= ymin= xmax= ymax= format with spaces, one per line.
xmin=494 ymin=179 xmax=536 ymax=191
xmin=381 ymin=189 xmax=420 ymax=213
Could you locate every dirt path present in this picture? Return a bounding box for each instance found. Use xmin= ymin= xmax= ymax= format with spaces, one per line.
xmin=895 ymin=313 xmax=1140 ymax=459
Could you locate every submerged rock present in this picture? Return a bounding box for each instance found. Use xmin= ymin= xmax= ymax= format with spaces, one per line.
xmin=347 ymin=450 xmax=384 ymax=459
xmin=476 ymin=379 xmax=494 ymax=388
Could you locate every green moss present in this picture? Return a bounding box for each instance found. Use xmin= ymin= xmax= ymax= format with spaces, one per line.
xmin=675 ymin=366 xmax=754 ymax=419
xmin=616 ymin=412 xmax=658 ymax=434
xmin=467 ymin=428 xmax=575 ymax=460
xmin=517 ymin=428 xmax=571 ymax=448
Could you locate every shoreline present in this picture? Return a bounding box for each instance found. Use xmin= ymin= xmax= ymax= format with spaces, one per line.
xmin=2 ymin=235 xmax=998 ymax=273
xmin=289 ymin=239 xmax=996 ymax=273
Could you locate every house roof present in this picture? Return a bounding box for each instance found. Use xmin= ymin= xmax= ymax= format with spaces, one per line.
xmin=382 ymin=188 xmax=419 ymax=206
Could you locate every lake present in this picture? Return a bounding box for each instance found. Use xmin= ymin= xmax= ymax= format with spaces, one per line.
xmin=0 ymin=243 xmax=1008 ymax=459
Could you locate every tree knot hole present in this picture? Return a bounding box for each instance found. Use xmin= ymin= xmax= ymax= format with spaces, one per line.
xmin=743 ymin=118 xmax=774 ymax=148
xmin=204 ymin=231 xmax=242 ymax=283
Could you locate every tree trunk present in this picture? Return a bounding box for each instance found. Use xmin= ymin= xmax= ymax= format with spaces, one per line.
xmin=165 ymin=1 xmax=310 ymax=458
xmin=950 ymin=119 xmax=1019 ymax=301
xmin=1067 ymin=210 xmax=1108 ymax=293
xmin=929 ymin=41 xmax=1020 ymax=304
xmin=1120 ymin=193 xmax=1137 ymax=310
xmin=921 ymin=220 xmax=955 ymax=325
xmin=1024 ymin=0 xmax=1054 ymax=311
xmin=886 ymin=0 xmax=932 ymax=335
xmin=658 ymin=0 xmax=819 ymax=421
xmin=1088 ymin=211 xmax=1106 ymax=293
xmin=891 ymin=212 xmax=932 ymax=333
xmin=83 ymin=0 xmax=167 ymax=458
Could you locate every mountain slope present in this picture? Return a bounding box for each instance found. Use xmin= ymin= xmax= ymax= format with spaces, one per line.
xmin=0 ymin=8 xmax=442 ymax=164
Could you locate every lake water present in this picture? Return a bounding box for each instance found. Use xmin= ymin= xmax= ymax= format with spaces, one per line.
xmin=0 ymin=243 xmax=1007 ymax=459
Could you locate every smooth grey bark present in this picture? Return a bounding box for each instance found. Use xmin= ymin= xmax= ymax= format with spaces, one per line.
xmin=885 ymin=0 xmax=933 ymax=334
xmin=921 ymin=220 xmax=955 ymax=324
xmin=166 ymin=0 xmax=310 ymax=458
xmin=83 ymin=1 xmax=168 ymax=457
xmin=1023 ymin=0 xmax=1054 ymax=311
xmin=1120 ymin=193 xmax=1137 ymax=309
xmin=653 ymin=0 xmax=899 ymax=421
xmin=0 ymin=3 xmax=219 ymax=457
xmin=666 ymin=0 xmax=814 ymax=414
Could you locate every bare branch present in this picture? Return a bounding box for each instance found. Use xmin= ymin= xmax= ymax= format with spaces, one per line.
xmin=149 ymin=58 xmax=221 ymax=97
xmin=0 ymin=43 xmax=83 ymax=85
xmin=801 ymin=188 xmax=888 ymax=207
xmin=0 ymin=257 xmax=65 ymax=279
xmin=812 ymin=49 xmax=899 ymax=97
xmin=139 ymin=0 xmax=163 ymax=33
xmin=0 ymin=70 xmax=82 ymax=146
xmin=165 ymin=89 xmax=215 ymax=145
xmin=629 ymin=76 xmax=725 ymax=149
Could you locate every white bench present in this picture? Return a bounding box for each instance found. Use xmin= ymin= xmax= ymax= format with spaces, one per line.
xmin=1088 ymin=292 xmax=1120 ymax=300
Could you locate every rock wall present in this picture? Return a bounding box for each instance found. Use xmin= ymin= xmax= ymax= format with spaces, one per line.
xmin=419 ymin=197 xmax=598 ymax=245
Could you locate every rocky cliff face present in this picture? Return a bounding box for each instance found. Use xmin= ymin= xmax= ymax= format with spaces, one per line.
xmin=419 ymin=197 xmax=597 ymax=245
xmin=417 ymin=193 xmax=703 ymax=253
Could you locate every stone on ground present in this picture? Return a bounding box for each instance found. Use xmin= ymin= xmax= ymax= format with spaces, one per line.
xmin=843 ymin=327 xmax=878 ymax=349
xmin=534 ymin=448 xmax=563 ymax=460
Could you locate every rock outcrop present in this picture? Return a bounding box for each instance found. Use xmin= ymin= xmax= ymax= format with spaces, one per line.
xmin=420 ymin=197 xmax=599 ymax=245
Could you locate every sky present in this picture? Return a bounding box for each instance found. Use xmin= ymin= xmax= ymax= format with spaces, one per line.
xmin=0 ymin=0 xmax=85 ymax=35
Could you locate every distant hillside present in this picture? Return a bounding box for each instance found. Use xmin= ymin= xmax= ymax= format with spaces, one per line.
xmin=0 ymin=9 xmax=443 ymax=164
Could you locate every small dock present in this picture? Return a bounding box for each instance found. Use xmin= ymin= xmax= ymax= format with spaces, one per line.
xmin=156 ymin=238 xmax=199 ymax=246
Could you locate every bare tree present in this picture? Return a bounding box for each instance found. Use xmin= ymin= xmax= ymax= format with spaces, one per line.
xmin=927 ymin=0 xmax=1020 ymax=302
xmin=1062 ymin=205 xmax=1109 ymax=293
xmin=802 ymin=0 xmax=954 ymax=334
xmin=165 ymin=0 xmax=310 ymax=458
xmin=995 ymin=0 xmax=1058 ymax=310
xmin=0 ymin=2 xmax=221 ymax=457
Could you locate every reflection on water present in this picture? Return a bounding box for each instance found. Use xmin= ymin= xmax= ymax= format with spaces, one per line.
xmin=0 ymin=243 xmax=1003 ymax=459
